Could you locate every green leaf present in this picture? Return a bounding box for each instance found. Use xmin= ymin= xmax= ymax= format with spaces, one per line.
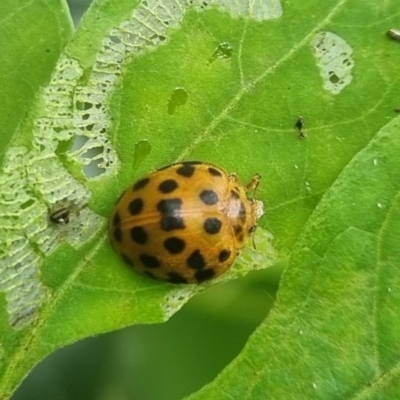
xmin=1 ymin=0 xmax=399 ymax=398
xmin=186 ymin=117 xmax=400 ymax=399
xmin=0 ymin=0 xmax=73 ymax=160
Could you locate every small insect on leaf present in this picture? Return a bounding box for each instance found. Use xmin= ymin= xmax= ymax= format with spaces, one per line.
xmin=246 ymin=173 xmax=261 ymax=197
xmin=49 ymin=207 xmax=70 ymax=224
xmin=294 ymin=115 xmax=306 ymax=139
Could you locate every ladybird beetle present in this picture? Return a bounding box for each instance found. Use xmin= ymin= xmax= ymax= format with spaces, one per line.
xmin=108 ymin=161 xmax=264 ymax=284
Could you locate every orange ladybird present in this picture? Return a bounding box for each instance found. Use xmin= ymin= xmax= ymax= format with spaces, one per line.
xmin=108 ymin=161 xmax=263 ymax=284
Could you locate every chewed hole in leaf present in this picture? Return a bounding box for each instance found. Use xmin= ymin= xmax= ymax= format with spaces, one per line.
xmin=168 ymin=87 xmax=189 ymax=115
xmin=311 ymin=31 xmax=355 ymax=95
xmin=209 ymin=42 xmax=233 ymax=63
xmin=83 ymin=159 xmax=107 ymax=177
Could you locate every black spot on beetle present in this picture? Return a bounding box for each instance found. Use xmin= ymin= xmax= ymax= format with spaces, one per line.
xmin=168 ymin=272 xmax=188 ymax=284
xmin=187 ymin=250 xmax=206 ymax=269
xmin=158 ymin=179 xmax=178 ymax=194
xmin=129 ymin=198 xmax=144 ymax=215
xmin=113 ymin=212 xmax=121 ymax=226
xmin=140 ymin=254 xmax=161 ymax=268
xmin=157 ymin=198 xmax=182 ymax=214
xmin=130 ymin=226 xmax=148 ymax=244
xmin=195 ymin=268 xmax=215 ymax=282
xmin=219 ymin=249 xmax=231 ymax=263
xmin=157 ymin=199 xmax=185 ymax=231
xmin=113 ymin=227 xmax=122 ymax=242
xmin=200 ymin=190 xmax=219 ymax=205
xmin=161 ymin=216 xmax=185 ymax=231
xmin=208 ymin=167 xmax=222 ymax=177
xmin=133 ymin=177 xmax=150 ymax=191
xmin=177 ymin=163 xmax=195 ymax=177
xmin=204 ymin=218 xmax=222 ymax=234
xmin=164 ymin=237 xmax=186 ymax=253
